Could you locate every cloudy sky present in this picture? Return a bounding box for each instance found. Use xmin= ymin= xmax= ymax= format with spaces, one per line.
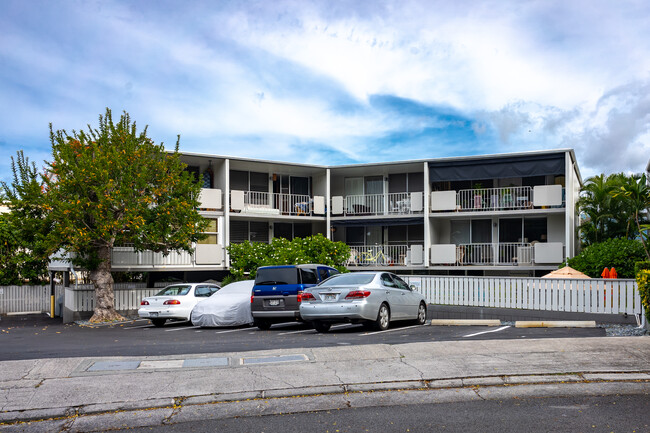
xmin=1 ymin=0 xmax=650 ymax=184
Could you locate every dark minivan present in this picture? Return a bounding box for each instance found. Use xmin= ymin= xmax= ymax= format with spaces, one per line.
xmin=251 ymin=264 xmax=340 ymax=329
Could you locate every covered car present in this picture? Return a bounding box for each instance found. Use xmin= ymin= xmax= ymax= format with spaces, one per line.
xmin=191 ymin=280 xmax=255 ymax=327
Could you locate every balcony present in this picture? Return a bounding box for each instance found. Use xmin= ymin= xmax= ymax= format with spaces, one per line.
xmin=230 ymin=190 xmax=326 ymax=216
xmin=346 ymin=244 xmax=424 ymax=267
xmin=111 ymin=245 xmax=225 ymax=269
xmin=332 ymin=192 xmax=424 ymax=216
xmin=430 ymin=242 xmax=564 ymax=266
xmin=431 ymin=185 xmax=564 ymax=213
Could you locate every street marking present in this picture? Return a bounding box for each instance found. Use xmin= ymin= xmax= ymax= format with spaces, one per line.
xmin=165 ymin=325 xmax=201 ymax=332
xmin=215 ymin=327 xmax=253 ymax=334
xmin=363 ymin=324 xmax=420 ymax=336
xmin=124 ymin=324 xmax=154 ymax=329
xmin=462 ymin=325 xmax=511 ymax=338
xmin=277 ymin=328 xmax=315 ymax=335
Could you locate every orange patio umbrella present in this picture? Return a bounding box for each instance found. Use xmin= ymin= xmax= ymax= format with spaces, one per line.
xmin=542 ymin=266 xmax=591 ymax=279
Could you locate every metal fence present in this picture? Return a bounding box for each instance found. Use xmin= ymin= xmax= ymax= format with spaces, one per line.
xmin=0 ymin=283 xmax=150 ymax=315
xmin=403 ymin=275 xmax=643 ymax=317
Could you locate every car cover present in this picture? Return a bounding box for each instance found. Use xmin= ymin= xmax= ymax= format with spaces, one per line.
xmin=191 ymin=280 xmax=254 ymax=327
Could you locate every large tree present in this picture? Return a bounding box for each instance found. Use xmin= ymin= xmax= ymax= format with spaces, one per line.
xmin=0 ymin=151 xmax=50 ymax=285
xmin=44 ymin=109 xmax=207 ymax=322
xmin=613 ymin=174 xmax=650 ymax=261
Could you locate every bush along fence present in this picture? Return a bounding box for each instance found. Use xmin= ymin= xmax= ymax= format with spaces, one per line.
xmin=403 ymin=275 xmax=645 ymax=326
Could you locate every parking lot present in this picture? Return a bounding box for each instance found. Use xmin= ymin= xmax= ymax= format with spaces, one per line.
xmin=0 ymin=313 xmax=612 ymax=361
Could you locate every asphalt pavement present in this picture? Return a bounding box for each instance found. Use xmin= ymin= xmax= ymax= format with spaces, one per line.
xmin=1 ymin=323 xmax=649 ymax=432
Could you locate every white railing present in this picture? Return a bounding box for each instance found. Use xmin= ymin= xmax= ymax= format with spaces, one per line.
xmin=347 ymin=244 xmax=411 ymax=266
xmin=458 ymin=186 xmax=533 ymax=211
xmin=242 ymin=191 xmax=313 ymax=216
xmin=403 ymin=275 xmax=643 ymax=317
xmin=456 ymin=243 xmax=535 ymax=266
xmin=65 ymin=285 xmax=158 ymax=313
xmin=344 ymin=192 xmax=423 ymax=216
xmin=112 ymin=247 xmax=193 ymax=267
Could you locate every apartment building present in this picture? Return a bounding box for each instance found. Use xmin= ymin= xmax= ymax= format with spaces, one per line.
xmin=111 ymin=149 xmax=581 ymax=281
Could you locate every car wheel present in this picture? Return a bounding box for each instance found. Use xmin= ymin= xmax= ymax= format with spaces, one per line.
xmin=254 ymin=319 xmax=272 ymax=330
xmin=375 ymin=303 xmax=390 ymax=331
xmin=313 ymin=321 xmax=332 ymax=333
xmin=151 ymin=318 xmax=166 ymax=327
xmin=415 ymin=302 xmax=427 ymax=325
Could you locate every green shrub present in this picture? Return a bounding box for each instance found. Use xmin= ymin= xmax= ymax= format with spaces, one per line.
xmin=634 ymin=261 xmax=650 ymax=323
xmin=567 ymin=238 xmax=646 ymax=278
xmin=227 ymin=234 xmax=350 ymax=280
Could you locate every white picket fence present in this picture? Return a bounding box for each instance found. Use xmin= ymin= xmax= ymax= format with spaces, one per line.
xmin=0 ymin=285 xmax=65 ymax=314
xmin=403 ymin=275 xmax=643 ymax=316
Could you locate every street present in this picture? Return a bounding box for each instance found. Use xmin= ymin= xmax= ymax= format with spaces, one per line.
xmin=122 ymin=393 xmax=650 ymax=433
xmin=0 ymin=313 xmax=607 ymax=361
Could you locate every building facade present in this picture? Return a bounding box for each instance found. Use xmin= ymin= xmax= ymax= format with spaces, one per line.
xmin=110 ymin=149 xmax=582 ymax=281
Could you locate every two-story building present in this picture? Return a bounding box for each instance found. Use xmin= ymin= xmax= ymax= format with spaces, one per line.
xmin=110 ymin=149 xmax=581 ymax=282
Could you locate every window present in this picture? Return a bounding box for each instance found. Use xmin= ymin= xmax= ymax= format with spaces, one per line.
xmin=194 ymin=285 xmax=217 ymax=297
xmin=381 ymin=273 xmax=397 ymax=287
xmin=318 ymin=268 xmax=329 ymax=281
xmin=198 ymin=219 xmax=218 ymax=245
xmin=391 ymin=275 xmax=411 ymax=291
xmin=230 ymin=220 xmax=269 ymax=243
xmin=300 ymin=269 xmax=318 ymax=285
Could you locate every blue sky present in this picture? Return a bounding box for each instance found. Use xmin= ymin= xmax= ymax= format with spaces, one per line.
xmin=1 ymin=0 xmax=650 ymax=184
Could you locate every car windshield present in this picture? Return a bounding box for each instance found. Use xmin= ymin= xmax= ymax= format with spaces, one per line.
xmin=318 ymin=273 xmax=375 ymax=287
xmin=155 ymin=285 xmax=191 ymax=296
xmin=255 ymin=268 xmax=299 ymax=285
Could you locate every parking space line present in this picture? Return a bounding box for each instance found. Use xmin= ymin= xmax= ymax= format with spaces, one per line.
xmin=215 ymin=328 xmax=253 ymax=334
xmin=362 ymin=324 xmax=420 ymax=336
xmin=277 ymin=328 xmax=315 ymax=335
xmin=462 ymin=325 xmax=511 ymax=338
xmin=124 ymin=324 xmax=154 ymax=330
xmin=165 ymin=326 xmax=201 ymax=332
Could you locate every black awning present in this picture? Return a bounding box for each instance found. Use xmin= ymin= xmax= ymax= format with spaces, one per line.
xmin=428 ymin=153 xmax=565 ymax=181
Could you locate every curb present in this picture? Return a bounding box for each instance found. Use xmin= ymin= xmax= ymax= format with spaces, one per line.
xmin=1 ymin=372 xmax=648 ymax=428
xmin=515 ymin=320 xmax=597 ymax=328
xmin=430 ymin=319 xmax=502 ymax=326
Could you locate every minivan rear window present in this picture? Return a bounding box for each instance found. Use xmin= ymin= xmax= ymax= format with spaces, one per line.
xmin=255 ymin=268 xmax=299 ymax=285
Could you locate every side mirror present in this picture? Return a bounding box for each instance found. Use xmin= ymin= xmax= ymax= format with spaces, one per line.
xmin=410 ymin=285 xmax=416 ymax=291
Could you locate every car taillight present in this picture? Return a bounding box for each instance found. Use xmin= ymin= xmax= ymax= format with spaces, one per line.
xmin=163 ymin=299 xmax=181 ymax=305
xmin=297 ymin=291 xmax=303 ymax=303
xmin=140 ymin=300 xmax=149 ymax=305
xmin=345 ymin=290 xmax=371 ymax=299
xmin=301 ymin=292 xmax=316 ymax=301
xmin=251 ymin=295 xmax=254 ymax=304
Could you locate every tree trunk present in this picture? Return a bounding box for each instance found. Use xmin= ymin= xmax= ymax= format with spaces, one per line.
xmin=89 ymin=245 xmax=124 ymax=322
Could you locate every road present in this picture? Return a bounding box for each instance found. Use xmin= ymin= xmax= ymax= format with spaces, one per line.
xmin=0 ymin=313 xmax=606 ymax=361
xmin=121 ymin=393 xmax=650 ymax=433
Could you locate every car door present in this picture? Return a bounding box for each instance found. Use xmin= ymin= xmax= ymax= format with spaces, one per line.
xmin=391 ymin=275 xmax=421 ymax=319
xmin=379 ymin=273 xmax=405 ymax=319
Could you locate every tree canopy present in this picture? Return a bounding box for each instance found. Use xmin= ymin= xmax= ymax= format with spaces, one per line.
xmin=5 ymin=109 xmax=207 ymax=321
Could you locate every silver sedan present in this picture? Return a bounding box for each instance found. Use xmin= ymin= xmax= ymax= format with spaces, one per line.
xmin=299 ymin=271 xmax=427 ymax=332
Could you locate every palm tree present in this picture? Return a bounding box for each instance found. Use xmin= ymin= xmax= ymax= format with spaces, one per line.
xmin=577 ymin=174 xmax=616 ymax=245
xmin=613 ymin=174 xmax=650 ymax=260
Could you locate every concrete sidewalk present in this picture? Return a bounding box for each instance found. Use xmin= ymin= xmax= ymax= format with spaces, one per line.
xmin=1 ymin=336 xmax=649 ymax=431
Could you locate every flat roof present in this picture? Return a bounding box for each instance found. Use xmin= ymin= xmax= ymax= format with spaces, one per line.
xmin=177 ymin=148 xmax=576 ymax=170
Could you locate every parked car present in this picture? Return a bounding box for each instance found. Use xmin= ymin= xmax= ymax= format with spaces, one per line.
xmin=251 ymin=264 xmax=340 ymax=330
xmin=299 ymin=271 xmax=427 ymax=332
xmin=190 ymin=280 xmax=255 ymax=327
xmin=138 ymin=282 xmax=220 ymax=327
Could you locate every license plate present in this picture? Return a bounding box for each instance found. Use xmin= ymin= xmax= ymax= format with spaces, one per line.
xmin=323 ymin=294 xmax=337 ymax=301
xmin=150 ymin=312 xmax=159 ymax=317
xmin=268 ymin=299 xmax=280 ymax=306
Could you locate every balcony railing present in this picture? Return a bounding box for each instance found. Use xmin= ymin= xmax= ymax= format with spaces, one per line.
xmin=232 ymin=191 xmax=313 ymax=216
xmin=346 ymin=244 xmax=416 ymax=266
xmin=458 ymin=186 xmax=533 ymax=211
xmin=431 ymin=185 xmax=565 ymax=213
xmin=456 ymin=243 xmax=534 ymax=266
xmin=343 ymin=192 xmax=424 ymax=216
